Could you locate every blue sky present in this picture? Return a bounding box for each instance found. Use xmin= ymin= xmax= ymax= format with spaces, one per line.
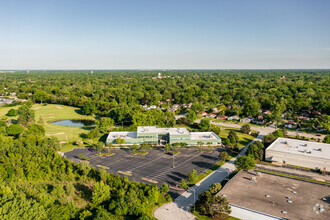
xmin=1 ymin=0 xmax=330 ymax=69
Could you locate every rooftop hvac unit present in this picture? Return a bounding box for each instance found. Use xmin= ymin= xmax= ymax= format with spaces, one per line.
xmin=292 ymin=191 xmax=297 ymax=194
xmin=287 ymin=200 xmax=292 ymax=203
xmin=251 ymin=177 xmax=256 ymax=181
xmin=265 ymin=195 xmax=271 ymax=198
xmin=256 ymin=172 xmax=261 ymax=177
xmin=281 ymin=211 xmax=287 ymax=214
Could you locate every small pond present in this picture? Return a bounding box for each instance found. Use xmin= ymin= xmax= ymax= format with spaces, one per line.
xmin=51 ymin=120 xmax=95 ymax=127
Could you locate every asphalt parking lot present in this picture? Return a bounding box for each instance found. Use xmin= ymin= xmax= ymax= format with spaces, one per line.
xmin=65 ymin=147 xmax=224 ymax=191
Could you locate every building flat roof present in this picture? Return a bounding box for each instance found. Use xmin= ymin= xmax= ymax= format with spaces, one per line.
xmin=137 ymin=126 xmax=190 ymax=135
xmin=107 ymin=131 xmax=137 ymax=139
xmin=190 ymin=132 xmax=221 ymax=140
xmin=218 ymin=170 xmax=330 ymax=220
xmin=267 ymin=138 xmax=330 ymax=160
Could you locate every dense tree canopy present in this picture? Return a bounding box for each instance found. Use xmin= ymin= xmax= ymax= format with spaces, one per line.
xmin=0 ymin=122 xmax=163 ymax=219
xmin=0 ymin=71 xmax=328 ymax=130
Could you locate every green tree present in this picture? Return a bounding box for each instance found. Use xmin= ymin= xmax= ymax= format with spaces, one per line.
xmin=235 ymin=156 xmax=255 ymax=170
xmin=160 ymin=183 xmax=169 ymax=194
xmin=164 ymin=143 xmax=171 ymax=152
xmin=196 ymin=191 xmax=231 ymax=218
xmin=96 ymin=117 xmax=114 ymax=133
xmin=7 ymin=124 xmax=23 ymax=137
xmin=247 ymin=141 xmax=264 ymax=160
xmin=228 ymin=130 xmax=239 ymax=144
xmin=131 ymin=144 xmax=139 ymax=153
xmin=187 ymin=169 xmax=197 ymax=183
xmin=240 ymin=124 xmax=251 ymax=134
xmin=33 ymin=90 xmax=49 ymax=104
xmin=140 ymin=143 xmax=148 ymax=152
xmin=187 ymin=110 xmax=197 ymax=123
xmin=87 ymin=128 xmax=101 ymax=139
xmin=116 ymin=137 xmax=125 ymax=144
xmin=180 ymin=179 xmax=188 ymax=189
xmin=324 ymin=135 xmax=330 ymax=144
xmin=209 ymin=183 xmax=222 ymax=194
xmin=79 ymin=210 xmax=92 ymax=220
xmin=6 ymin=108 xmax=17 ymax=116
xmin=95 ymin=142 xmax=104 ymax=153
xmin=219 ymin=151 xmax=229 ymax=161
xmin=199 ymin=119 xmax=210 ymax=131
xmin=92 ymin=181 xmax=111 ymax=205
xmin=27 ymin=124 xmax=45 ymax=137
xmin=81 ymin=101 xmax=96 ymax=115
xmin=18 ymin=104 xmax=35 ymax=127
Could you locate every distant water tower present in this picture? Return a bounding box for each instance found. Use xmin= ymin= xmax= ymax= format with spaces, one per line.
xmin=91 ymin=71 xmax=93 ymax=74
xmin=158 ymin=72 xmax=161 ymax=78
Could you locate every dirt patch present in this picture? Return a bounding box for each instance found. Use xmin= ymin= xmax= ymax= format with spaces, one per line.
xmin=46 ymin=132 xmax=65 ymax=136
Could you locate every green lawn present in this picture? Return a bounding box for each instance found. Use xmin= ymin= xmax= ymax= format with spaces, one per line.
xmin=217 ymin=127 xmax=255 ymax=147
xmin=1 ymin=104 xmax=96 ymax=151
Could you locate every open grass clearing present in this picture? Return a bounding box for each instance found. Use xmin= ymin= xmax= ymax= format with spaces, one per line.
xmin=217 ymin=127 xmax=255 ymax=147
xmin=1 ymin=104 xmax=96 ymax=151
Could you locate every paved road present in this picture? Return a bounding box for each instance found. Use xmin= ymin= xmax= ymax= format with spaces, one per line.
xmin=154 ymin=135 xmax=263 ymax=220
xmin=201 ymin=120 xmax=325 ymax=140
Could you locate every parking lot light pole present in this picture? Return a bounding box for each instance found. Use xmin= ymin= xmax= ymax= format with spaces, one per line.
xmin=172 ymin=153 xmax=175 ymax=168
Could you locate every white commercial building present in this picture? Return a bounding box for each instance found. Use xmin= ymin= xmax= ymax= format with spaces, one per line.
xmin=265 ymin=137 xmax=330 ymax=171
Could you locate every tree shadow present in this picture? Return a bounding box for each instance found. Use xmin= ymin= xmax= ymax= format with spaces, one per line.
xmin=74 ymin=183 xmax=93 ymax=202
xmin=166 ymin=174 xmax=182 ymax=182
xmin=192 ymin=161 xmax=214 ymax=169
xmin=81 ymin=126 xmax=95 ymax=131
xmin=200 ymin=154 xmax=217 ymax=160
xmin=9 ymin=119 xmax=18 ymax=124
xmin=98 ymin=134 xmax=108 ymax=143
xmin=74 ymin=109 xmax=84 ymax=115
xmin=168 ymin=191 xmax=181 ymax=200
xmin=79 ymin=133 xmax=87 ymax=139
xmin=171 ymin=171 xmax=187 ymax=179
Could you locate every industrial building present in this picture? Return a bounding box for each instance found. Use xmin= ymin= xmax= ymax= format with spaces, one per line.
xmin=106 ymin=126 xmax=221 ymax=145
xmin=265 ymin=137 xmax=330 ymax=171
xmin=217 ymin=170 xmax=330 ymax=220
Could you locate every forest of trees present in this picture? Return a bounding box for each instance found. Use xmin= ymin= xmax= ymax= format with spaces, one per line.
xmin=0 ymin=104 xmax=165 ymax=219
xmin=0 ymin=70 xmax=329 ymax=131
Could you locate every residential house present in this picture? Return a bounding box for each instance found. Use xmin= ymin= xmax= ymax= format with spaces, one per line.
xmin=240 ymin=118 xmax=251 ymax=123
xmin=198 ymin=111 xmax=207 ymax=117
xmin=216 ymin=115 xmax=228 ymax=120
xmin=284 ymin=121 xmax=298 ymax=129
xmin=228 ymin=115 xmax=239 ymax=121
xmin=206 ymin=113 xmax=216 ymax=118
xmin=253 ymin=116 xmax=265 ymax=125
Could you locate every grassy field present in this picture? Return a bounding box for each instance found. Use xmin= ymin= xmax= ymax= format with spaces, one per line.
xmin=0 ymin=104 xmax=96 ymax=151
xmin=217 ymin=127 xmax=255 ymax=147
